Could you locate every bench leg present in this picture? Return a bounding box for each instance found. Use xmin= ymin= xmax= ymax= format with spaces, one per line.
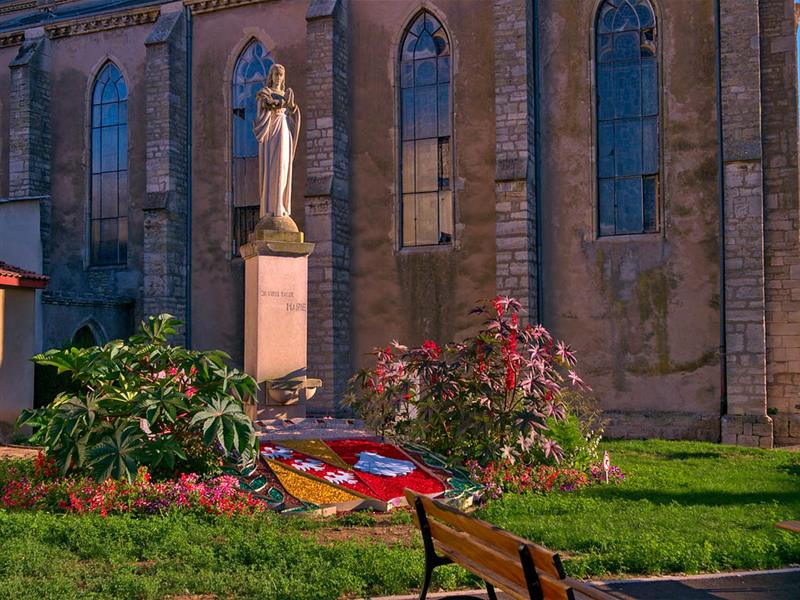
xmin=419 ymin=560 xmax=434 ymax=600
xmin=415 ymin=497 xmax=451 ymax=600
xmin=486 ymin=582 xmax=498 ymax=600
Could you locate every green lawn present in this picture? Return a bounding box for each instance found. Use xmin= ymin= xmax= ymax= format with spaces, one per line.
xmin=0 ymin=440 xmax=798 ymax=599
xmin=479 ymin=440 xmax=800 ymax=578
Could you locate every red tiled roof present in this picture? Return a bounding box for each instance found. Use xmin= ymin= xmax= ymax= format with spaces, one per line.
xmin=0 ymin=261 xmax=49 ymax=289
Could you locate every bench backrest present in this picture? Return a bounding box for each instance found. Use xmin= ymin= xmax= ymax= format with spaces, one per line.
xmin=405 ymin=489 xmax=574 ymax=600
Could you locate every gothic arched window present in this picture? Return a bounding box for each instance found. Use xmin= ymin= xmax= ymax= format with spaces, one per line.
xmin=90 ymin=62 xmax=128 ymax=265
xmin=399 ymin=11 xmax=452 ymax=247
xmin=231 ymin=40 xmax=273 ymax=255
xmin=596 ymin=0 xmax=659 ymax=236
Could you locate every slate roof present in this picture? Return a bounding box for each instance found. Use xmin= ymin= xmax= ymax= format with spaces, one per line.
xmin=0 ymin=261 xmax=49 ymax=288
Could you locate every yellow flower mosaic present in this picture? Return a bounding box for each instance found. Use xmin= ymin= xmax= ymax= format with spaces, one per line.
xmin=268 ymin=460 xmax=360 ymax=505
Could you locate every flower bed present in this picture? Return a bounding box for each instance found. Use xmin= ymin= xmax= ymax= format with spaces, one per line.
xmin=468 ymin=458 xmax=624 ymax=500
xmin=0 ymin=454 xmax=268 ymax=516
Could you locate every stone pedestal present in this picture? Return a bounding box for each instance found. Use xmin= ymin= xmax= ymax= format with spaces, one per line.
xmin=241 ymin=220 xmax=321 ymax=420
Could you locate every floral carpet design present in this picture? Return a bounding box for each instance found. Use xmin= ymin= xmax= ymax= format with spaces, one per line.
xmin=235 ymin=438 xmax=480 ymax=513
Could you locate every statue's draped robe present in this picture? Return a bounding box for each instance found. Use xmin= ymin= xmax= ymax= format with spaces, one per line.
xmin=254 ymin=88 xmax=295 ymax=217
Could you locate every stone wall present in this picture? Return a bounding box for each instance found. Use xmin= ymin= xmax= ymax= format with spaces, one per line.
xmin=760 ymin=0 xmax=800 ymax=445
xmin=8 ymin=30 xmax=51 ymax=279
xmin=537 ymin=0 xmax=721 ymax=442
xmin=143 ymin=7 xmax=189 ymax=344
xmin=8 ymin=32 xmax=50 ymax=200
xmin=494 ymin=0 xmax=537 ymax=322
xmin=304 ymin=0 xmax=350 ymax=415
xmin=42 ymin=16 xmax=152 ymax=350
xmin=718 ymin=0 xmax=771 ymax=447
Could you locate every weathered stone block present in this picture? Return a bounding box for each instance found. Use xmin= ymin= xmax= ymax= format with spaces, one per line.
xmin=751 ymin=419 xmax=773 ymax=437
xmin=737 ymin=435 xmax=760 ymax=447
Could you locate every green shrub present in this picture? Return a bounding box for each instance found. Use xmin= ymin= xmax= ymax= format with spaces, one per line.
xmin=17 ymin=315 xmax=258 ymax=482
xmin=534 ymin=414 xmax=600 ymax=471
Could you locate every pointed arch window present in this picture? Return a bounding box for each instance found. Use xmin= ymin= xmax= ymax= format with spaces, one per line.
xmin=399 ymin=11 xmax=453 ymax=247
xmin=231 ymin=40 xmax=273 ymax=255
xmin=596 ymin=0 xmax=659 ymax=236
xmin=90 ymin=62 xmax=128 ymax=265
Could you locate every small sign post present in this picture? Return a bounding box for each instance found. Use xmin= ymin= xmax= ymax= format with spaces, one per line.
xmin=602 ymin=450 xmax=610 ymax=484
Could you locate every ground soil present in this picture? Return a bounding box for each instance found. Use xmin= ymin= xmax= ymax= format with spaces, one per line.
xmin=306 ymin=512 xmax=418 ymax=547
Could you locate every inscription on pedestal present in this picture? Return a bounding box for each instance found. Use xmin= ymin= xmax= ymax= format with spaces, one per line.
xmin=259 ymin=289 xmax=307 ymax=312
xmin=244 ymin=256 xmax=309 ymax=387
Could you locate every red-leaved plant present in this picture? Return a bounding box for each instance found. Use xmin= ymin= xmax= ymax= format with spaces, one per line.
xmin=345 ymin=297 xmax=588 ymax=466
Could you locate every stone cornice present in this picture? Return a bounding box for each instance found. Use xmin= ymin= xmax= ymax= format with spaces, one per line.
xmin=42 ymin=292 xmax=134 ymax=308
xmin=0 ymin=4 xmax=161 ymax=47
xmin=0 ymin=0 xmax=70 ymax=16
xmin=44 ymin=6 xmax=161 ymax=39
xmin=184 ymin=0 xmax=270 ymax=15
xmin=0 ymin=1 xmax=36 ymax=16
xmin=0 ymin=31 xmax=25 ymax=48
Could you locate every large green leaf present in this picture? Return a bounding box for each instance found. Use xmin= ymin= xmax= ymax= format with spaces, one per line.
xmin=16 ymin=407 xmax=54 ymax=445
xmin=31 ymin=347 xmax=88 ymax=376
xmin=189 ymin=397 xmax=255 ymax=455
xmin=52 ymin=433 xmax=90 ymax=473
xmin=41 ymin=395 xmax=102 ymax=450
xmin=141 ymin=433 xmax=186 ymax=472
xmin=139 ymin=394 xmax=189 ymax=427
xmin=86 ymin=424 xmax=145 ymax=482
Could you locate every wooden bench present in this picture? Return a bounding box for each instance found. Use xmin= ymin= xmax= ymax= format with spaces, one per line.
xmin=404 ymin=489 xmax=617 ymax=600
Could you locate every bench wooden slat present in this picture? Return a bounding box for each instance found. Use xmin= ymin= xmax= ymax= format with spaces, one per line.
xmin=427 ymin=518 xmax=529 ymax=591
xmin=434 ymin=543 xmax=575 ymax=600
xmin=433 ymin=543 xmax=530 ymax=600
xmin=409 ymin=491 xmax=566 ymax=579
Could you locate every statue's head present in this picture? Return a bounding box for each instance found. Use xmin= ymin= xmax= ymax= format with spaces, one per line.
xmin=267 ymin=64 xmax=286 ymax=90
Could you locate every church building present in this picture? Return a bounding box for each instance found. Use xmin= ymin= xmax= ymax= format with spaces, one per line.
xmin=0 ymin=0 xmax=797 ymax=447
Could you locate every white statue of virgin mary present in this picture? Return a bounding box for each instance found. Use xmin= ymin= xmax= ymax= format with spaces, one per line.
xmin=253 ymin=64 xmax=300 ymax=219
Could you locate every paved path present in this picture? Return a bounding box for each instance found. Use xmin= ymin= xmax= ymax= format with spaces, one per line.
xmin=593 ymin=568 xmax=800 ymax=600
xmin=369 ymin=568 xmax=800 ymax=600
xmin=0 ymin=445 xmax=39 ymax=460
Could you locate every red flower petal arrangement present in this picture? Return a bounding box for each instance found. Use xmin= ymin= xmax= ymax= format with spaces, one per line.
xmin=325 ymin=439 xmax=445 ymax=505
xmin=259 ymin=438 xmax=449 ymax=511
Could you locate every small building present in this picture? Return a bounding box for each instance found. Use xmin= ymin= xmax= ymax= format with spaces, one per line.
xmin=0 ymin=262 xmax=49 ymax=425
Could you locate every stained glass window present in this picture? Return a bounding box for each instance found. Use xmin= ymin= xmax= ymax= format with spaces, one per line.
xmin=90 ymin=62 xmax=128 ymax=265
xmin=232 ymin=40 xmax=273 ymax=255
xmin=400 ymin=11 xmax=453 ymax=247
xmin=596 ymin=0 xmax=659 ymax=236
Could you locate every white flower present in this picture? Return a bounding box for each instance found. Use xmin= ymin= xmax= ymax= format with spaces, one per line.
xmin=261 ymin=445 xmax=293 ymax=460
xmin=354 ymin=452 xmax=416 ymax=477
xmin=324 ymin=470 xmax=358 ymax=485
xmin=292 ymin=458 xmax=325 ymax=472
